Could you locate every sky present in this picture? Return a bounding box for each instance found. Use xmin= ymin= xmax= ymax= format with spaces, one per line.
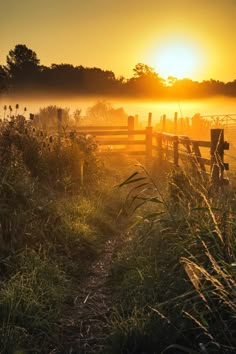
xmin=1 ymin=0 xmax=236 ymax=81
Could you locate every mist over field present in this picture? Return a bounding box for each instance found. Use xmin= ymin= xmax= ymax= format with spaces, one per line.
xmin=1 ymin=95 xmax=236 ymax=122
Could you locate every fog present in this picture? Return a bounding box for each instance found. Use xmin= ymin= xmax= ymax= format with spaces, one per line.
xmin=1 ymin=95 xmax=236 ymax=124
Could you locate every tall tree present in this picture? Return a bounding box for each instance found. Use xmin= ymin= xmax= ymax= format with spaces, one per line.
xmin=6 ymin=44 xmax=40 ymax=87
xmin=127 ymin=63 xmax=165 ymax=97
xmin=133 ymin=63 xmax=156 ymax=78
xmin=0 ymin=65 xmax=8 ymax=92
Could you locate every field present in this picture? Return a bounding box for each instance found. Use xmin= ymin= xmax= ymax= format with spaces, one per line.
xmin=0 ymin=104 xmax=235 ymax=354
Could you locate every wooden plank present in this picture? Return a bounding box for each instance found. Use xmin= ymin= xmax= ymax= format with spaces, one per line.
xmin=162 ymin=134 xmax=176 ymax=141
xmin=197 ymin=156 xmax=211 ymax=166
xmin=156 ymin=133 xmax=163 ymax=164
xmin=77 ymin=125 xmax=128 ymax=130
xmin=145 ymin=126 xmax=153 ymax=168
xmin=173 ymin=137 xmax=179 ymax=166
xmin=79 ymin=129 xmax=146 ymax=136
xmin=97 ymin=140 xmax=146 ymax=145
xmin=178 ymin=136 xmax=211 ymax=148
xmin=194 ymin=140 xmax=211 ymax=148
xmin=100 ymin=150 xmax=145 ymax=156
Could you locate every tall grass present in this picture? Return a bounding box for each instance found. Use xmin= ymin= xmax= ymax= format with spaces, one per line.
xmin=108 ymin=166 xmax=236 ymax=353
xmin=0 ymin=110 xmax=126 ymax=352
xmin=0 ymin=250 xmax=67 ymax=353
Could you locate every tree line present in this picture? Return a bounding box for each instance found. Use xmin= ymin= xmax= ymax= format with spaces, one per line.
xmin=1 ymin=44 xmax=236 ymax=99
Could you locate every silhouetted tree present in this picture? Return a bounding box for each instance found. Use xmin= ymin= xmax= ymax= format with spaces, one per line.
xmin=5 ymin=44 xmax=40 ymax=89
xmin=126 ymin=63 xmax=165 ymax=98
xmin=2 ymin=44 xmax=236 ymax=99
xmin=133 ymin=63 xmax=156 ymax=78
xmin=199 ymin=79 xmax=226 ymax=97
xmin=0 ymin=65 xmax=8 ymax=92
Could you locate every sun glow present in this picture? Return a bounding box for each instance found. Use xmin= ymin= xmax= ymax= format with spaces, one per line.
xmin=149 ymin=41 xmax=203 ymax=80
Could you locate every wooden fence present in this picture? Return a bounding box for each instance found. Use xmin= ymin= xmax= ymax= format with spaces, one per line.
xmin=77 ymin=116 xmax=151 ymax=163
xmin=154 ymin=130 xmax=229 ymax=188
xmin=56 ymin=110 xmax=230 ymax=189
xmin=76 ymin=121 xmax=229 ymax=189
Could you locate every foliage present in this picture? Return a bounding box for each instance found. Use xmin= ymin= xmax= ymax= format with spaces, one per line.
xmin=0 ymin=66 xmax=8 ymax=92
xmin=0 ymin=112 xmax=99 ymax=191
xmin=33 ymin=105 xmax=70 ymax=132
xmin=5 ymin=44 xmax=40 ymax=87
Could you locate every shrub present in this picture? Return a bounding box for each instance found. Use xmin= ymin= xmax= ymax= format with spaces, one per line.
xmin=0 ymin=114 xmax=100 ymax=191
xmin=33 ymin=105 xmax=70 ymax=132
xmin=84 ymin=100 xmax=128 ymax=126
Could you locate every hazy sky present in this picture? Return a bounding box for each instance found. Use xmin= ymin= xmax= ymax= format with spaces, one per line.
xmin=1 ymin=0 xmax=236 ymax=81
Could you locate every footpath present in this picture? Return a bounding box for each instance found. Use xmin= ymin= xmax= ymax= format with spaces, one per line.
xmin=57 ymin=237 xmax=119 ymax=354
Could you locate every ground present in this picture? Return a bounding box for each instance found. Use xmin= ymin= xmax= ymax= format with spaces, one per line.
xmin=57 ymin=238 xmax=118 ymax=354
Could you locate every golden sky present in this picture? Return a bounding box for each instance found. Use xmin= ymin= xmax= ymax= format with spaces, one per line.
xmin=1 ymin=0 xmax=236 ymax=81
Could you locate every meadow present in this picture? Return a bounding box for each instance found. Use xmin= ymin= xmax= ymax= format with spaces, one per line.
xmin=0 ymin=103 xmax=235 ymax=353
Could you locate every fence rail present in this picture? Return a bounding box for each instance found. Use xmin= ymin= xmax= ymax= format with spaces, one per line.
xmin=57 ymin=110 xmax=231 ymax=189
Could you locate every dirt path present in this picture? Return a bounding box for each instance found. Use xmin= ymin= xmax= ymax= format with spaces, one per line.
xmin=57 ymin=238 xmax=117 ymax=354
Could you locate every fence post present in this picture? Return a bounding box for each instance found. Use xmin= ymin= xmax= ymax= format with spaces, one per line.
xmin=173 ymin=136 xmax=179 ymax=166
xmin=156 ymin=133 xmax=163 ymax=165
xmin=80 ymin=160 xmax=84 ymax=186
xmin=174 ymin=112 xmax=178 ymax=134
xmin=145 ymin=126 xmax=153 ymax=169
xmin=162 ymin=114 xmax=166 ymax=132
xmin=148 ymin=112 xmax=152 ymax=127
xmin=128 ymin=115 xmax=134 ymax=139
xmin=210 ymin=129 xmax=224 ymax=189
xmin=180 ymin=118 xmax=184 ymax=133
xmin=134 ymin=114 xmax=139 ymax=129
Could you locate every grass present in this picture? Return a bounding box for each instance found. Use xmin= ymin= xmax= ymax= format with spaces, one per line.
xmin=0 ymin=250 xmax=67 ymax=353
xmin=0 ymin=112 xmax=126 ymax=353
xmin=0 ymin=181 xmax=126 ymax=353
xmin=107 ymin=167 xmax=236 ymax=354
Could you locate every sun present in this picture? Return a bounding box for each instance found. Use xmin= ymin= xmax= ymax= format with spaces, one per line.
xmin=149 ymin=41 xmax=202 ymax=80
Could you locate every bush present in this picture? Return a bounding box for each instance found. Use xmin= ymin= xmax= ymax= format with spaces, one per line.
xmin=33 ymin=105 xmax=70 ymax=132
xmin=84 ymin=100 xmax=128 ymax=126
xmin=0 ymin=114 xmax=100 ymax=191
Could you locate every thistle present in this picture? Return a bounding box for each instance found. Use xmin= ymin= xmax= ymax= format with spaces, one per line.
xmin=9 ymin=105 xmax=13 ymax=117
xmin=15 ymin=103 xmax=19 ymax=117
xmin=3 ymin=105 xmax=7 ymax=119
